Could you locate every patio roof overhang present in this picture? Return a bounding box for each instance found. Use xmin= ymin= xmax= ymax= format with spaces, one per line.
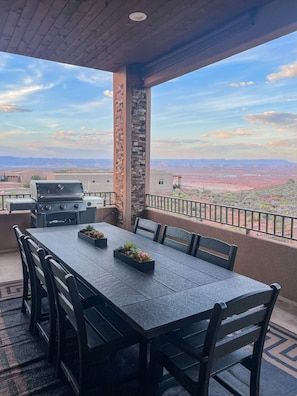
xmin=0 ymin=0 xmax=296 ymax=87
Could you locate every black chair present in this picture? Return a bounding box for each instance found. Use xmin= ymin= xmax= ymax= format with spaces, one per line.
xmin=12 ymin=225 xmax=35 ymax=333
xmin=25 ymin=236 xmax=57 ymax=363
xmin=160 ymin=225 xmax=195 ymax=254
xmin=193 ymin=234 xmax=238 ymax=270
xmin=47 ymin=255 xmax=147 ymax=396
xmin=153 ymin=283 xmax=280 ymax=396
xmin=25 ymin=235 xmax=108 ymax=364
xmin=182 ymin=235 xmax=237 ymax=340
xmin=133 ymin=217 xmax=161 ymax=241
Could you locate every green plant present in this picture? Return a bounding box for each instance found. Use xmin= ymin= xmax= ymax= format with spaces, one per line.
xmin=80 ymin=225 xmax=105 ymax=239
xmin=118 ymin=241 xmax=152 ymax=262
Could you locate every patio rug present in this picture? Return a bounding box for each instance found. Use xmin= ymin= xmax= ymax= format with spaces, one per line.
xmin=0 ymin=293 xmax=296 ymax=395
xmin=0 ymin=280 xmax=23 ymax=302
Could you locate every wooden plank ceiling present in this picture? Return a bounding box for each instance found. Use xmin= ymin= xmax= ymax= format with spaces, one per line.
xmin=0 ymin=0 xmax=296 ymax=86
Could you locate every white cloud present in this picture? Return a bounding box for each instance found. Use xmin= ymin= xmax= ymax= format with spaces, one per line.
xmin=267 ymin=60 xmax=297 ymax=82
xmin=104 ymin=90 xmax=113 ymax=97
xmin=212 ymin=128 xmax=253 ymax=139
xmin=0 ymin=84 xmax=54 ymax=103
xmin=244 ymin=111 xmax=297 ymax=129
xmin=229 ymin=81 xmax=255 ymax=87
xmin=266 ymin=138 xmax=297 ymax=149
xmin=76 ymin=70 xmax=112 ymax=87
xmin=0 ymin=104 xmax=31 ymax=112
xmin=0 ymin=130 xmax=19 ymax=138
xmin=52 ymin=128 xmax=113 ymax=150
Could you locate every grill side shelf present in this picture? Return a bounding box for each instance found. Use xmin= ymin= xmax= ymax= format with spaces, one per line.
xmin=6 ymin=198 xmax=37 ymax=212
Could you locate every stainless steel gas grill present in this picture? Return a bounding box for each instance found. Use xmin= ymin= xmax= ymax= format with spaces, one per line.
xmin=30 ymin=180 xmax=86 ymax=227
xmin=7 ymin=180 xmax=87 ymax=227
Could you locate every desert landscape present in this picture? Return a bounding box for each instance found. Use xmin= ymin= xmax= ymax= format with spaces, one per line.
xmin=170 ymin=164 xmax=297 ymax=192
xmin=1 ymin=158 xmax=297 ymax=194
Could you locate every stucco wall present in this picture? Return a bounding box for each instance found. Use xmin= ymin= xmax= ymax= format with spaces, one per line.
xmin=0 ymin=212 xmax=31 ymax=253
xmin=51 ymin=172 xmax=113 ymax=193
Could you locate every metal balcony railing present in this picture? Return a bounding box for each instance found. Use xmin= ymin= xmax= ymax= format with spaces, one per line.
xmin=146 ymin=194 xmax=297 ymax=241
xmin=84 ymin=192 xmax=116 ymax=206
xmin=2 ymin=191 xmax=297 ymax=241
xmin=0 ymin=192 xmax=117 ymax=211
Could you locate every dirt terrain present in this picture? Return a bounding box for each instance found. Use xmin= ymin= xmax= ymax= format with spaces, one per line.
xmin=175 ymin=165 xmax=297 ymax=192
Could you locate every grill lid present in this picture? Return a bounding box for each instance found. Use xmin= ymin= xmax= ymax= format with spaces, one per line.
xmin=30 ymin=180 xmax=84 ymax=201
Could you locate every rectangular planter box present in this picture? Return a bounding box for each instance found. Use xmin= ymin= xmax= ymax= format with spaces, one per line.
xmin=78 ymin=231 xmax=107 ymax=248
xmin=113 ymin=250 xmax=155 ymax=272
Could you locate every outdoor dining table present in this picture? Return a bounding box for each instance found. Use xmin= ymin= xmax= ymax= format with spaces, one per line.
xmin=27 ymin=222 xmax=270 ymax=340
xmin=27 ymin=222 xmax=271 ymax=393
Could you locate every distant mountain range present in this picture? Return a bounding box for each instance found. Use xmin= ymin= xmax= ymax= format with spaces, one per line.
xmin=151 ymin=158 xmax=297 ymax=170
xmin=0 ymin=156 xmax=113 ymax=170
xmin=0 ymin=156 xmax=296 ymax=170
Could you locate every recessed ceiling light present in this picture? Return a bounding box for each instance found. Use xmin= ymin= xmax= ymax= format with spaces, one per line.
xmin=129 ymin=12 xmax=147 ymax=22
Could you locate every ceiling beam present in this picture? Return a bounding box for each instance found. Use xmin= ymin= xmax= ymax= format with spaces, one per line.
xmin=142 ymin=0 xmax=297 ymax=87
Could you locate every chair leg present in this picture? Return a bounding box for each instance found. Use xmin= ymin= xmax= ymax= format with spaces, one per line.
xmin=32 ymin=294 xmax=41 ymax=336
xmin=28 ymin=287 xmax=37 ymax=335
xmin=138 ymin=341 xmax=149 ymax=395
xmin=79 ymin=350 xmax=91 ymax=396
xmin=56 ymin=315 xmax=65 ymax=378
xmin=21 ymin=272 xmax=29 ymax=314
xmin=148 ymin=339 xmax=164 ymax=395
xmin=47 ymin=322 xmax=56 ymax=364
xmin=249 ymin=363 xmax=261 ymax=396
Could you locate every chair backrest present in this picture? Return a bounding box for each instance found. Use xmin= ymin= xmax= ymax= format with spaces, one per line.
xmin=13 ymin=225 xmax=30 ymax=275
xmin=25 ymin=236 xmax=53 ymax=301
xmin=25 ymin=236 xmax=56 ymax=352
xmin=47 ymin=255 xmax=87 ymax=345
xmin=133 ymin=217 xmax=161 ymax=241
xmin=12 ymin=225 xmax=35 ymax=321
xmin=203 ymin=283 xmax=280 ymax=376
xmin=158 ymin=283 xmax=280 ymax=396
xmin=193 ymin=234 xmax=237 ymax=270
xmin=160 ymin=225 xmax=195 ymax=254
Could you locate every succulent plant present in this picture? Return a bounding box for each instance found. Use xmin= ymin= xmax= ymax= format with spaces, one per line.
xmin=118 ymin=241 xmax=152 ymax=262
xmin=80 ymin=225 xmax=105 ymax=239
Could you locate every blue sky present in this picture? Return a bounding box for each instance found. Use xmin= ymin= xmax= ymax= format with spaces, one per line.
xmin=0 ymin=30 xmax=297 ymax=161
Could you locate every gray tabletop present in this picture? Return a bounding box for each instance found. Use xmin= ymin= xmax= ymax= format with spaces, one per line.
xmin=27 ymin=222 xmax=269 ymax=339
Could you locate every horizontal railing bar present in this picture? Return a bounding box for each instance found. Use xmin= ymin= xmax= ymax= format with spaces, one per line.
xmin=84 ymin=192 xmax=117 ymax=206
xmin=145 ymin=194 xmax=297 ymax=242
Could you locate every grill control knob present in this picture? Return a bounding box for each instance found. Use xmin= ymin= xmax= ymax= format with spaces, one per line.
xmin=60 ymin=204 xmax=66 ymax=210
xmin=74 ymin=203 xmax=79 ymax=209
xmin=45 ymin=205 xmax=51 ymax=211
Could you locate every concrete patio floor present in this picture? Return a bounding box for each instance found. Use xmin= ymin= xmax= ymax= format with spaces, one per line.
xmin=1 ymin=251 xmax=296 ymax=335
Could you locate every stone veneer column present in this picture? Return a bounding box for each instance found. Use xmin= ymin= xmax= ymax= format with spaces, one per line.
xmin=113 ymin=65 xmax=151 ymax=230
